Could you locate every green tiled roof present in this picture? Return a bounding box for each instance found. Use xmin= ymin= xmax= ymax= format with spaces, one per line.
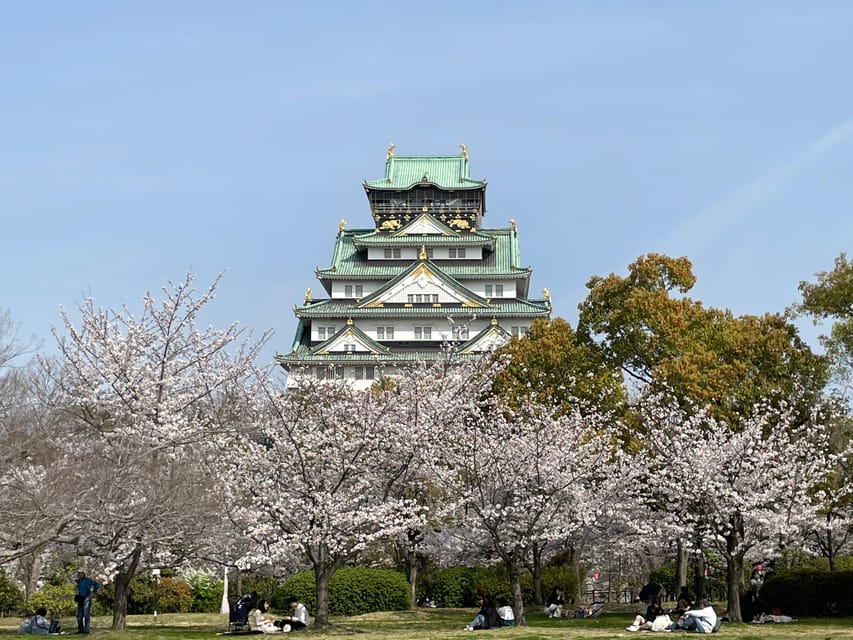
xmin=293 ymin=299 xmax=551 ymax=319
xmin=352 ymin=230 xmax=496 ymax=249
xmin=356 ymin=260 xmax=490 ymax=309
xmin=308 ymin=322 xmax=391 ymax=356
xmin=317 ymin=227 xmax=529 ymax=279
xmin=276 ymin=349 xmax=486 ymax=364
xmin=364 ymin=155 xmax=485 ymax=191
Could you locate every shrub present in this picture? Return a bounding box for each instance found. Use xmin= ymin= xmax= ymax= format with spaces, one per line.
xmin=181 ymin=569 xmax=224 ymax=613
xmin=760 ymin=570 xmax=853 ymax=617
xmin=0 ymin=570 xmax=23 ymax=616
xmin=97 ymin=575 xmax=192 ymax=614
xmin=421 ymin=564 xmax=577 ymax=608
xmin=241 ymin=574 xmax=281 ymax=604
xmin=274 ymin=572 xmax=314 ymax=612
xmin=28 ymin=583 xmax=75 ymax=618
xmin=423 ymin=566 xmax=474 ymax=607
xmin=278 ymin=568 xmax=409 ymax=616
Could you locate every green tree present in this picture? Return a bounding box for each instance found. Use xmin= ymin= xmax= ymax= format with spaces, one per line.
xmin=798 ymin=252 xmax=853 ymax=390
xmin=578 ymin=253 xmax=827 ymax=425
xmin=797 ymin=253 xmax=853 ymax=570
xmin=491 ymin=317 xmax=625 ymax=415
xmin=578 ymin=253 xmax=829 ymax=600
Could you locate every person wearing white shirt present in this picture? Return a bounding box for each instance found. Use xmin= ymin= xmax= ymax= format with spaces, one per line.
xmin=674 ymin=600 xmax=717 ymax=633
xmin=282 ymin=596 xmax=310 ymax=631
xmin=497 ymin=600 xmax=515 ymax=627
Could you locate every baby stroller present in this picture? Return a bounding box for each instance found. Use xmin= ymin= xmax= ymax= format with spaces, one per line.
xmin=229 ymin=594 xmax=255 ymax=633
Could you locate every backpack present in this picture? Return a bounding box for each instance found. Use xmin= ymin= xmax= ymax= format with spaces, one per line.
xmin=49 ymin=619 xmax=62 ymax=634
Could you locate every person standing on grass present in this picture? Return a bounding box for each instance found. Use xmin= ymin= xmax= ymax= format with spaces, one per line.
xmin=74 ymin=571 xmax=100 ymax=634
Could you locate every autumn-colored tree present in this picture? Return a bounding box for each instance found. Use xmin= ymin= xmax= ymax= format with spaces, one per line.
xmin=578 ymin=254 xmax=828 ymax=596
xmin=491 ymin=318 xmax=625 ymax=415
xmin=578 ymin=253 xmax=827 ymax=425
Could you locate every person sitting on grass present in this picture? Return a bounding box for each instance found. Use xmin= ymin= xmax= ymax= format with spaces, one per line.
xmin=249 ymin=599 xmax=281 ymax=634
xmin=30 ymin=607 xmax=51 ymax=635
xmin=626 ymin=594 xmax=666 ymax=631
xmin=280 ymin=596 xmax=310 ymax=632
xmin=544 ymin=587 xmax=565 ymax=619
xmin=669 ymin=599 xmax=718 ymax=633
xmin=464 ymin=595 xmax=500 ymax=631
xmin=497 ymin=600 xmax=515 ymax=627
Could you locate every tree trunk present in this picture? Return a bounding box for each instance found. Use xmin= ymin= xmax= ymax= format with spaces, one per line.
xmin=531 ymin=544 xmax=544 ymax=605
xmin=398 ymin=532 xmax=421 ymax=609
xmin=111 ymin=546 xmax=142 ymax=630
xmin=507 ymin=558 xmax=525 ymax=626
xmin=826 ymin=529 xmax=836 ymax=572
xmin=408 ymin=560 xmax=418 ymax=610
xmin=675 ymin=540 xmax=688 ymax=593
xmin=567 ymin=546 xmax=582 ymax=605
xmin=692 ymin=553 xmax=705 ymax=602
xmin=724 ymin=530 xmax=744 ymax=622
xmin=20 ymin=553 xmax=41 ymax=603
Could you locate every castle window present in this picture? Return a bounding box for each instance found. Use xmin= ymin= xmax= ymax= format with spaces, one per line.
xmin=485 ymin=284 xmax=493 ymax=297
xmin=452 ymin=326 xmax=469 ymax=340
xmin=355 ymin=285 xmax=363 ymax=297
xmin=414 ymin=326 xmax=432 ymax=340
xmin=495 ymin=284 xmax=503 ymax=297
xmin=345 ymin=285 xmax=353 ymax=297
xmin=377 ymin=326 xmax=394 ymax=340
xmin=317 ymin=326 xmax=336 ymax=340
xmin=355 ymin=366 xmax=375 ymax=381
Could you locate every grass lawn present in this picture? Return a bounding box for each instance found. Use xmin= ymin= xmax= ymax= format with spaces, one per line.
xmin=0 ymin=609 xmax=850 ymax=639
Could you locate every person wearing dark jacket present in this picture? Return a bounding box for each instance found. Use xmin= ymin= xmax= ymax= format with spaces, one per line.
xmin=464 ymin=596 xmax=501 ymax=631
xmin=74 ymin=571 xmax=100 ymax=634
xmin=545 ymin=587 xmax=566 ymax=618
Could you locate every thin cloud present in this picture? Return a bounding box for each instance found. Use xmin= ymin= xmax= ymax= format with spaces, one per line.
xmin=661 ymin=118 xmax=853 ymax=256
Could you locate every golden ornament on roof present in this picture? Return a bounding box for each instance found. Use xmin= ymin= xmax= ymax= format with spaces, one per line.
xmin=338 ymin=218 xmax=347 ymax=233
xmin=419 ymin=245 xmax=427 ymax=260
xmin=509 ymin=218 xmax=517 ymax=230
xmin=387 ymin=143 xmax=395 ymax=158
xmin=459 ymin=143 xmax=468 ymax=158
xmin=304 ymin=288 xmax=312 ymax=302
xmin=542 ymin=288 xmax=551 ymax=302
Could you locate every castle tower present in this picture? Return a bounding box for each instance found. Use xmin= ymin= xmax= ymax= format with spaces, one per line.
xmin=276 ymin=146 xmax=551 ymax=387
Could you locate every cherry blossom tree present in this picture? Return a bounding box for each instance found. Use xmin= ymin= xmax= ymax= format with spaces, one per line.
xmin=219 ymin=370 xmax=426 ymax=627
xmin=806 ymin=413 xmax=853 ymax=570
xmin=636 ymin=393 xmax=840 ymax=621
xmin=0 ymin=364 xmax=79 ymax=573
xmin=432 ymin=397 xmax=626 ymax=625
xmin=49 ymin=273 xmax=265 ymax=629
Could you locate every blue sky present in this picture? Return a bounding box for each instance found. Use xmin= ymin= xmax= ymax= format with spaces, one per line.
xmin=2 ymin=1 xmax=851 ymax=364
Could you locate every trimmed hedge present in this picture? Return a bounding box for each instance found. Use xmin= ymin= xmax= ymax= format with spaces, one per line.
xmin=421 ymin=565 xmax=578 ymax=608
xmin=277 ymin=568 xmax=409 ymax=616
xmin=761 ymin=570 xmax=853 ymax=617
